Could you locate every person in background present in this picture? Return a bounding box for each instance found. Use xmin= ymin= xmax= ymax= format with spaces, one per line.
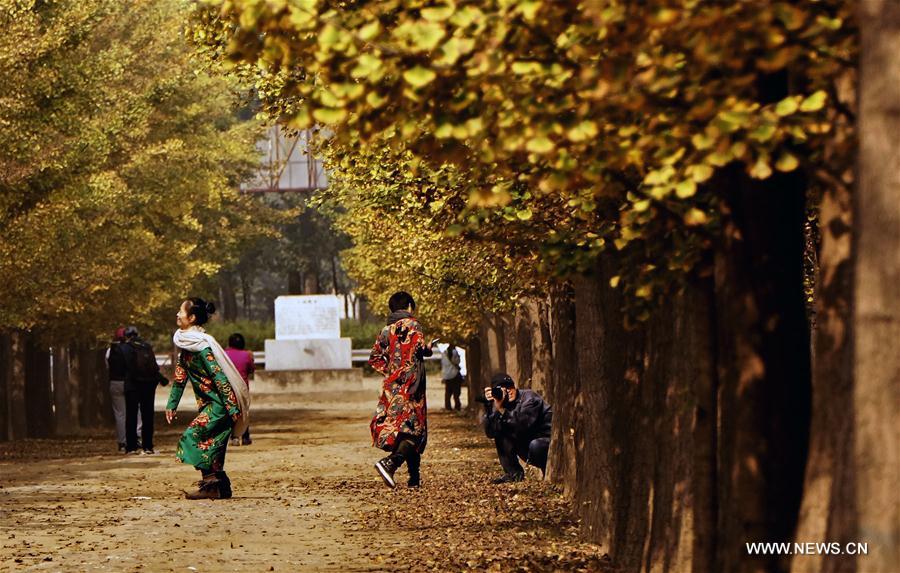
xmin=225 ymin=333 xmax=254 ymax=446
xmin=440 ymin=343 xmax=463 ymax=411
xmin=107 ymin=327 xmax=140 ymax=453
xmin=124 ymin=326 xmax=167 ymax=455
xmin=369 ymin=291 xmax=436 ymax=488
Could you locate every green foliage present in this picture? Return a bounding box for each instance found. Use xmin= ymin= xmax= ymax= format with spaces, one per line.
xmin=318 ymin=135 xmax=540 ymax=340
xmin=201 ymin=319 xmax=274 ymax=352
xmin=0 ymin=0 xmax=276 ymax=343
xmin=340 ymin=318 xmax=383 ymax=349
xmin=194 ymin=0 xmax=855 ymax=317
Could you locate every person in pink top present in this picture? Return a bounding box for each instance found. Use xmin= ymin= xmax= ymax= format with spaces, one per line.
xmin=225 ymin=333 xmax=255 ymax=446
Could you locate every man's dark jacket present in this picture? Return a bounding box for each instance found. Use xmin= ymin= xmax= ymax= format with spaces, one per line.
xmin=124 ymin=338 xmax=163 ymax=391
xmin=484 ymin=389 xmax=552 ymax=440
xmin=107 ymin=342 xmax=131 ymax=382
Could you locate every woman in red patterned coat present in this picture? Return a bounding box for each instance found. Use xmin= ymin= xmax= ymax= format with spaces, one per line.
xmin=370 ymin=291 xmax=436 ymax=488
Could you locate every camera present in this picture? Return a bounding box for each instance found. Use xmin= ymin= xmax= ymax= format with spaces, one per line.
xmin=490 ymin=385 xmax=505 ymax=400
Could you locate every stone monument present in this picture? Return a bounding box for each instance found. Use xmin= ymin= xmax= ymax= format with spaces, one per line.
xmin=264 ymin=295 xmax=352 ymax=371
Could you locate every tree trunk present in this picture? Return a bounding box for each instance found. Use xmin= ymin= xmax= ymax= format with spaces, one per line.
xmin=572 ymin=262 xmax=648 ymax=561
xmin=73 ymin=344 xmax=108 ymax=428
xmin=0 ymin=332 xmax=10 ymax=441
xmin=331 ymin=255 xmax=340 ymax=295
xmin=571 ymin=264 xmax=718 ymax=572
xmin=501 ymin=312 xmax=520 ymax=383
xmin=25 ymin=336 xmax=54 ymax=438
xmin=514 ymin=301 xmax=534 ymax=388
xmin=690 ymin=276 xmax=719 ymax=573
xmin=792 ymin=178 xmax=856 ymax=573
xmin=52 ymin=346 xmax=80 ymax=435
xmin=528 ymin=297 xmax=553 ymax=397
xmin=288 ymin=270 xmax=304 ymax=294
xmin=95 ymin=348 xmax=114 ymax=426
xmin=464 ymin=335 xmax=482 ymax=412
xmin=480 ymin=313 xmax=506 ymax=377
xmin=544 ymin=283 xmax=579 ymax=496
xmin=240 ymin=273 xmax=253 ymax=320
xmin=853 ymin=4 xmax=900 ymax=569
xmin=357 ymin=296 xmax=369 ymax=323
xmin=304 ymin=259 xmax=321 ymax=294
xmin=7 ymin=330 xmax=27 ymax=440
xmin=219 ymin=272 xmax=238 ymax=321
xmin=714 ymin=167 xmax=812 ymax=573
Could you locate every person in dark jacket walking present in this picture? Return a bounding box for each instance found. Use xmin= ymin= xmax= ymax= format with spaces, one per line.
xmin=107 ymin=327 xmax=141 ymax=452
xmin=482 ymin=373 xmax=552 ymax=484
xmin=123 ymin=326 xmax=166 ymax=454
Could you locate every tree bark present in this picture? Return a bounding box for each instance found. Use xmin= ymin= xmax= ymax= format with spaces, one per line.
xmin=240 ymin=272 xmax=253 ymax=320
xmin=25 ymin=336 xmax=54 ymax=438
xmin=52 ymin=346 xmax=80 ymax=435
xmin=853 ymin=3 xmax=900 ymax=569
xmin=219 ymin=272 xmax=238 ymax=321
xmin=358 ymin=296 xmax=369 ymax=323
xmin=94 ymin=348 xmax=114 ymax=426
xmin=514 ymin=301 xmax=534 ymax=388
xmin=464 ymin=335 xmax=482 ymax=412
xmin=288 ymin=270 xmax=304 ymax=294
xmin=0 ymin=332 xmax=10 ymax=441
xmin=792 ymin=180 xmax=856 ymax=573
xmin=715 ymin=168 xmax=812 ymax=573
xmin=570 ymin=264 xmax=717 ymax=572
xmin=544 ymin=283 xmax=579 ymax=495
xmin=7 ymin=330 xmax=27 ymax=440
xmin=331 ymin=255 xmax=340 ymax=295
xmin=501 ymin=312 xmax=520 ymax=383
xmin=572 ymin=262 xmax=650 ymax=562
xmin=528 ymin=297 xmax=553 ymax=396
xmin=687 ymin=276 xmax=719 ymax=573
xmin=73 ymin=344 xmax=109 ymax=428
xmin=477 ymin=276 xmax=715 ymax=572
xmin=304 ymin=258 xmax=321 ymax=294
xmin=479 ymin=313 xmax=506 ymax=378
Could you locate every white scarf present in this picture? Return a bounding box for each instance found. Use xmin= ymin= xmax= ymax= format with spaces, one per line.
xmin=173 ymin=326 xmax=250 ymax=436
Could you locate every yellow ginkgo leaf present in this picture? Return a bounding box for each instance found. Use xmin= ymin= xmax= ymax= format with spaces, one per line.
xmin=403 ymin=66 xmax=437 ymax=88
xmin=775 ymin=151 xmax=799 ymax=172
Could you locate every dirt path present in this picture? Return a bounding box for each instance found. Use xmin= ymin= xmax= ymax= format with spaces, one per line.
xmin=0 ymin=381 xmax=607 ymax=572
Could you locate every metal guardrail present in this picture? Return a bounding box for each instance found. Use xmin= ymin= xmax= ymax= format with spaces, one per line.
xmin=158 ymin=349 xmax=443 ymax=367
xmin=353 ymin=349 xmax=443 ymax=362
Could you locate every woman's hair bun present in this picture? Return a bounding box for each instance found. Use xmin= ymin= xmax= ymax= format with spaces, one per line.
xmin=186 ymin=297 xmax=216 ymax=325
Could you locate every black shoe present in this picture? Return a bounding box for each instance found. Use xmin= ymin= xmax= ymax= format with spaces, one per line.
xmin=216 ymin=471 xmax=232 ymax=499
xmin=407 ymin=474 xmax=420 ymax=488
xmin=241 ymin=437 xmax=252 ymax=446
xmin=184 ymin=476 xmax=221 ymax=500
xmin=375 ymin=457 xmax=399 ymax=488
xmin=491 ymin=472 xmax=524 ymax=484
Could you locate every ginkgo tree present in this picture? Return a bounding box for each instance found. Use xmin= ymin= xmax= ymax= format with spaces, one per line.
xmin=190 ymin=3 xmax=864 ymax=570
xmin=0 ymin=0 xmax=276 ymax=343
xmin=195 ymin=0 xmax=854 ymax=314
xmin=317 ymin=131 xmax=543 ymax=340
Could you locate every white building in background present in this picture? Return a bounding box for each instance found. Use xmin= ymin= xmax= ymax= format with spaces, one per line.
xmin=241 ymin=126 xmax=328 ymax=193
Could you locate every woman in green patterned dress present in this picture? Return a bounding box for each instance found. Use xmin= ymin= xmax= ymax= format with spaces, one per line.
xmin=166 ymin=298 xmax=250 ymax=499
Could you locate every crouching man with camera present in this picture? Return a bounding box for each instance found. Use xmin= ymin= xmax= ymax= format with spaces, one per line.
xmin=482 ymin=373 xmax=552 ymax=484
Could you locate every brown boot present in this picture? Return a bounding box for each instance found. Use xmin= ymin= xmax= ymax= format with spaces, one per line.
xmin=183 ymin=475 xmax=221 ymax=500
